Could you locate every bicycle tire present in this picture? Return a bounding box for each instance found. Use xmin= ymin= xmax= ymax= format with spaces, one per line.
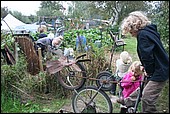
xmin=96 ymin=71 xmax=115 ymax=91
xmin=56 ymin=62 xmax=86 ymax=90
xmin=72 ymin=86 xmax=113 ymax=113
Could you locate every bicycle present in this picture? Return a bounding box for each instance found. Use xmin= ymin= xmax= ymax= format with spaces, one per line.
xmin=72 ymin=85 xmax=113 ymax=113
xmin=50 ymin=25 xmax=120 ymax=91
xmin=34 ymin=39 xmax=91 ymax=90
xmin=54 ymin=53 xmax=91 ymax=90
xmin=45 ymin=44 xmax=90 ymax=90
xmin=71 ymin=72 xmax=149 ymax=113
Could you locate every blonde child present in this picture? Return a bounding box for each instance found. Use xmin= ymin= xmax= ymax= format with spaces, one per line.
xmin=117 ymin=61 xmax=144 ymax=102
xmin=115 ymin=51 xmax=132 ymax=78
xmin=110 ymin=51 xmax=132 ymax=95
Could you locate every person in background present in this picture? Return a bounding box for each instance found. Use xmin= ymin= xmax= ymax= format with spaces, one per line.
xmin=48 ymin=30 xmax=55 ymax=38
xmin=55 ymin=19 xmax=65 ymax=37
xmin=116 ymin=51 xmax=132 ymax=79
xmin=35 ymin=36 xmax=63 ymax=57
xmin=76 ymin=31 xmax=89 ymax=52
xmin=118 ymin=11 xmax=169 ymax=113
xmin=38 ymin=27 xmax=47 ymax=39
xmin=110 ymin=51 xmax=132 ymax=95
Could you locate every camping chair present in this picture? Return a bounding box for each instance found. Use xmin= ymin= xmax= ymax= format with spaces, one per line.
xmin=108 ymin=30 xmax=126 ymax=51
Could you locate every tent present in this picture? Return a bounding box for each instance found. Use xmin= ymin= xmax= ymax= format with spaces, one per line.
xmin=1 ymin=13 xmax=26 ymax=31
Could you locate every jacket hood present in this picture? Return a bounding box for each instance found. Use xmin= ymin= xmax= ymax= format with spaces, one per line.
xmin=138 ymin=24 xmax=160 ymax=39
xmin=143 ymin=24 xmax=157 ymax=32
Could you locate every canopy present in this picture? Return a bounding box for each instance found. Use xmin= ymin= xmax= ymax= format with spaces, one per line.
xmin=1 ymin=13 xmax=26 ymax=31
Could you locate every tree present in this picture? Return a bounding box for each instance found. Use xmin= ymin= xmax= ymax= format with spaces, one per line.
xmin=151 ymin=1 xmax=169 ymax=53
xmin=67 ymin=1 xmax=91 ymax=19
xmin=89 ymin=1 xmax=150 ymax=26
xmin=1 ymin=7 xmax=9 ymax=18
xmin=36 ymin=1 xmax=64 ymax=17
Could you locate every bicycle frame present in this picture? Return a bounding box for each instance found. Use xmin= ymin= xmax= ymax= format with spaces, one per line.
xmin=106 ymin=37 xmax=116 ymax=73
xmin=129 ymin=75 xmax=147 ymax=113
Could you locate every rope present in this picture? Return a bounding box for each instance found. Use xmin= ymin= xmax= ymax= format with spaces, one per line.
xmin=1 ymin=19 xmax=14 ymax=36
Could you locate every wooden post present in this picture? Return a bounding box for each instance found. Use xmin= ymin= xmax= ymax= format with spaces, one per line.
xmin=14 ymin=42 xmax=18 ymax=62
xmin=38 ymin=47 xmax=44 ymax=71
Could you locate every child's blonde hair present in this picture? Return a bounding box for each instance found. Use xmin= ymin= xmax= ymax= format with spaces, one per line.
xmin=121 ymin=11 xmax=151 ymax=35
xmin=128 ymin=61 xmax=143 ymax=75
xmin=120 ymin=51 xmax=132 ymax=64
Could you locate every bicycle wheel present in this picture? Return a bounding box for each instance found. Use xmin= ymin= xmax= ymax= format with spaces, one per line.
xmin=56 ymin=62 xmax=86 ymax=90
xmin=96 ymin=71 xmax=115 ymax=91
xmin=72 ymin=86 xmax=113 ymax=113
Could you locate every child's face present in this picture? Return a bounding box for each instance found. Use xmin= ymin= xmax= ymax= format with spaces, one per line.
xmin=131 ymin=69 xmax=142 ymax=77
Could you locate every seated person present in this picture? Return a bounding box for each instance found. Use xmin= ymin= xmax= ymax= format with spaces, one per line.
xmin=119 ymin=61 xmax=144 ymax=99
xmin=110 ymin=51 xmax=132 ymax=95
xmin=116 ymin=51 xmax=132 ymax=78
xmin=114 ymin=60 xmax=143 ymax=113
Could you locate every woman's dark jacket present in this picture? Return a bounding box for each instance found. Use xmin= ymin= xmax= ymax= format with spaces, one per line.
xmin=137 ymin=24 xmax=169 ymax=82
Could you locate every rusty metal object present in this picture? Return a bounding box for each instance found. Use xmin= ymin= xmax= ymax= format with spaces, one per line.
xmin=46 ymin=57 xmax=81 ymax=75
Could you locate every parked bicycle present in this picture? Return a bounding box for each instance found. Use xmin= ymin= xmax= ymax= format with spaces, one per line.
xmin=51 ymin=25 xmax=121 ymax=91
xmin=54 ymin=53 xmax=91 ymax=90
xmin=71 ymin=72 xmax=148 ymax=113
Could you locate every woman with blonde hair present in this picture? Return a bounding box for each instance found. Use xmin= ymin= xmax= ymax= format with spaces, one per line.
xmin=118 ymin=11 xmax=169 ymax=113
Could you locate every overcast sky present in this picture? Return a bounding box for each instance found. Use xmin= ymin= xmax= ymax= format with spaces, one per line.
xmin=1 ymin=1 xmax=70 ymax=16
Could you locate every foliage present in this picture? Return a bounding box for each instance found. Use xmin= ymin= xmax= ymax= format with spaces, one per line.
xmin=12 ymin=11 xmax=32 ymax=24
xmin=88 ymin=1 xmax=151 ymax=25
xmin=156 ymin=81 xmax=169 ymax=113
xmin=36 ymin=1 xmax=64 ymax=17
xmin=151 ymin=1 xmax=169 ymax=54
xmin=67 ymin=1 xmax=91 ymax=19
xmin=1 ymin=33 xmax=15 ymax=50
xmin=1 ymin=2 xmax=169 ymax=112
xmin=1 ymin=92 xmax=40 ymax=113
xmin=1 ymin=6 xmax=9 ymax=18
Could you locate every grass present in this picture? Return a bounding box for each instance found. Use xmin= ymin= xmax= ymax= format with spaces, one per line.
xmin=1 ymin=92 xmax=69 ymax=113
xmin=123 ymin=36 xmax=139 ymax=61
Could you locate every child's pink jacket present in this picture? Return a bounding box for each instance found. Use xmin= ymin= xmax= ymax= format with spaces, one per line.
xmin=121 ymin=72 xmax=142 ymax=98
